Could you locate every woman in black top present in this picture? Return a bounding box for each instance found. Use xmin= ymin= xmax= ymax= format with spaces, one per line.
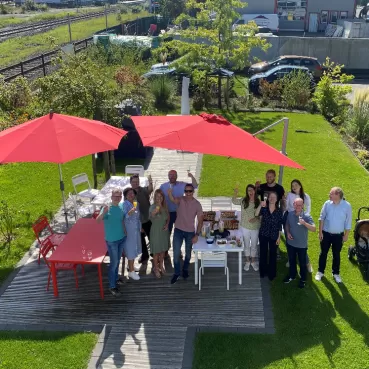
xmin=255 ymin=191 xmax=283 ymax=281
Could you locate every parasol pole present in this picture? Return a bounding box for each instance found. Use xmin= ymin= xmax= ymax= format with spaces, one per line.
xmin=58 ymin=164 xmax=69 ymax=228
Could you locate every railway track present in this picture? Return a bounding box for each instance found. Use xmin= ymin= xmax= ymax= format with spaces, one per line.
xmin=0 ymin=9 xmax=118 ymax=41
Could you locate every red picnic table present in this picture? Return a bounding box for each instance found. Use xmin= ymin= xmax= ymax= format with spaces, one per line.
xmin=48 ymin=218 xmax=107 ymax=299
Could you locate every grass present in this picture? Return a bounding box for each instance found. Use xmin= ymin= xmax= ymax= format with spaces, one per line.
xmin=194 ymin=111 xmax=369 ymax=369
xmin=0 ymin=10 xmax=149 ymax=67
xmin=0 ymin=7 xmax=107 ymax=28
xmin=0 ymin=330 xmax=97 ymax=369
xmin=0 ymin=156 xmax=144 ymax=285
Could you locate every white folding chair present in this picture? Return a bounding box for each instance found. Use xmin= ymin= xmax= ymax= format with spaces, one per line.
xmin=71 ymin=173 xmax=99 ymax=200
xmin=69 ymin=193 xmax=95 ymax=220
xmin=125 ymin=165 xmax=145 ymax=176
xmin=211 ymin=197 xmax=233 ymax=211
xmin=199 ymin=252 xmax=229 ymax=291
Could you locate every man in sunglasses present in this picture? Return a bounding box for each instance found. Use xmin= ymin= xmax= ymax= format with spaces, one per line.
xmin=168 ymin=184 xmax=203 ymax=284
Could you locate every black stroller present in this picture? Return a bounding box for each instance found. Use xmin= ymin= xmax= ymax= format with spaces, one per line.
xmin=348 ymin=207 xmax=369 ymax=279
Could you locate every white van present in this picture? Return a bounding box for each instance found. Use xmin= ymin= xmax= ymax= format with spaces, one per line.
xmin=232 ymin=14 xmax=279 ymax=33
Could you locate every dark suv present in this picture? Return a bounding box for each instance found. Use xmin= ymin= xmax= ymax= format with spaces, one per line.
xmin=249 ymin=55 xmax=323 ymax=79
xmin=248 ymin=65 xmax=316 ymax=95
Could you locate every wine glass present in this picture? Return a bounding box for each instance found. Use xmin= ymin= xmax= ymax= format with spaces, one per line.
xmin=87 ymin=250 xmax=92 ymax=261
xmin=298 ymin=210 xmax=304 ymax=225
xmin=81 ymin=245 xmax=86 ymax=260
xmin=133 ymin=200 xmax=138 ymax=213
xmin=187 ymin=165 xmax=191 ymax=174
xmin=263 ymin=193 xmax=268 ymax=202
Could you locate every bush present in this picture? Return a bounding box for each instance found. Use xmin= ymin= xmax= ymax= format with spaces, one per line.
xmin=192 ymin=89 xmax=205 ymax=110
xmin=148 ymin=76 xmax=177 ymax=108
xmin=23 ymin=0 xmax=38 ymax=11
xmin=312 ymin=57 xmax=353 ymax=124
xmin=345 ymin=88 xmax=369 ymax=145
xmin=0 ymin=4 xmax=9 ymax=14
xmin=259 ymin=79 xmax=282 ymax=102
xmin=281 ymin=70 xmax=312 ymax=109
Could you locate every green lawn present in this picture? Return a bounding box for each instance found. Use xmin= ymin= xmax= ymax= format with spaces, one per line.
xmin=0 ymin=331 xmax=97 ymax=369
xmin=195 ymin=112 xmax=369 ymax=369
xmin=0 ymin=11 xmax=149 ymax=67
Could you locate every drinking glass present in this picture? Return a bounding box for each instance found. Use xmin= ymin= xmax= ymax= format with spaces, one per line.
xmin=298 ymin=211 xmax=304 ymax=225
xmin=263 ymin=194 xmax=268 ymax=202
xmin=87 ymin=250 xmax=92 ymax=261
xmin=81 ymin=245 xmax=86 ymax=260
xmin=133 ymin=200 xmax=138 ymax=213
xmin=187 ymin=165 xmax=191 ymax=174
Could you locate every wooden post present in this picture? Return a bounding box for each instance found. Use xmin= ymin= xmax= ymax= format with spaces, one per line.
xmin=41 ymin=54 xmax=46 ymax=76
xmin=218 ymin=74 xmax=222 ymax=109
xmin=103 ymin=151 xmax=110 ymax=182
xmin=68 ymin=14 xmax=72 ymax=43
xmin=110 ymin=150 xmax=116 ymax=175
xmin=92 ymin=154 xmax=98 ymax=189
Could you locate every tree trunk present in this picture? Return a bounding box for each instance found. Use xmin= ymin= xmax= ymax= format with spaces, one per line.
xmin=91 ymin=154 xmax=98 ymax=189
xmin=103 ymin=151 xmax=110 ymax=182
xmin=218 ymin=75 xmax=222 ymax=109
xmin=110 ymin=150 xmax=116 ymax=175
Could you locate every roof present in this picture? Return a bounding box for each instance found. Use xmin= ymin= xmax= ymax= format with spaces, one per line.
xmin=279 ymin=55 xmax=318 ymax=61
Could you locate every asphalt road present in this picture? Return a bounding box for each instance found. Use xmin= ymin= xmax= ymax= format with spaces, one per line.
xmin=347 ymin=80 xmax=369 ymax=103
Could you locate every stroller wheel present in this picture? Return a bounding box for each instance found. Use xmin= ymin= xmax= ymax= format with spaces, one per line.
xmin=348 ymin=246 xmax=355 ymax=261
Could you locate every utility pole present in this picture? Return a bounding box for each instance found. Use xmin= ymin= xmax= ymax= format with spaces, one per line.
xmin=67 ymin=13 xmax=72 ymax=43
xmin=105 ymin=3 xmax=108 ymax=32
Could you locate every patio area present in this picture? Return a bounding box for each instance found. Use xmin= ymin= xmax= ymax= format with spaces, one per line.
xmin=0 ymin=235 xmax=270 ymax=369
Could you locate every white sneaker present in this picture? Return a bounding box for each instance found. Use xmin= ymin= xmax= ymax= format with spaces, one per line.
xmin=128 ymin=271 xmax=140 ymax=280
xmin=251 ymin=262 xmax=259 ymax=272
xmin=315 ymin=271 xmax=324 ymax=281
xmin=286 ymin=261 xmax=290 ymax=267
xmin=333 ymin=274 xmax=342 ymax=283
xmin=244 ymin=262 xmax=250 ymax=271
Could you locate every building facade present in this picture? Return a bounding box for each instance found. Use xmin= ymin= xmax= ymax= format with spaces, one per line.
xmin=239 ymin=0 xmax=357 ymax=31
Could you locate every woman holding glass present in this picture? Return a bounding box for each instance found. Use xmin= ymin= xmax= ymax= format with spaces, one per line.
xmin=149 ymin=189 xmax=170 ymax=278
xmin=122 ymin=187 xmax=142 ymax=281
xmin=285 ymin=179 xmax=313 ymax=273
xmin=232 ymin=184 xmax=261 ymax=272
xmin=255 ymin=191 xmax=283 ymax=281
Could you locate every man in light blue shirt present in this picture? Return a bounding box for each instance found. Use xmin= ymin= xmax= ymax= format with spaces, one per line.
xmin=160 ymin=170 xmax=198 ymax=255
xmin=315 ymin=187 xmax=352 ymax=284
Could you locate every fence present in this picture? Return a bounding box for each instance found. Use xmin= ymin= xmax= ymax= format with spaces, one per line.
xmin=0 ymin=16 xmax=163 ymax=83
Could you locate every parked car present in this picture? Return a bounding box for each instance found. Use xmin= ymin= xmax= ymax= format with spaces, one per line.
xmin=248 ymin=65 xmax=316 ymax=95
xmin=248 ymin=55 xmax=323 ymax=79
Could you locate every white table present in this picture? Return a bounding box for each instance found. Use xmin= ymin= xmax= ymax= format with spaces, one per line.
xmin=193 ymin=229 xmax=244 ymax=286
xmin=91 ymin=176 xmax=149 ymax=207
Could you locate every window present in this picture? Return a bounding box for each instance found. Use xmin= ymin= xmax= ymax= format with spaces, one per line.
xmin=277 ymin=0 xmax=307 ymax=21
xmin=340 ymin=11 xmax=348 ymax=20
xmin=330 ymin=11 xmax=338 ymax=23
xmin=301 ymin=59 xmax=313 ymax=66
xmin=321 ymin=11 xmax=328 ymax=24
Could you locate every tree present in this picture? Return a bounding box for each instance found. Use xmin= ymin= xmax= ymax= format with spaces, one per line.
xmin=36 ymin=53 xmax=123 ymax=185
xmin=312 ymin=57 xmax=354 ymax=124
xmin=156 ymin=0 xmax=269 ymax=71
xmin=159 ymin=0 xmax=186 ymax=19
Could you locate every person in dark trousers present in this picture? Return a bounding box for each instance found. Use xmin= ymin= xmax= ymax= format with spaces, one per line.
xmin=160 ymin=169 xmax=198 ymax=257
xmin=284 ymin=198 xmax=316 ymax=288
xmin=315 ymin=187 xmax=352 ymax=284
xmin=255 ymin=191 xmax=283 ymax=281
xmin=130 ymin=174 xmax=153 ymax=264
xmin=255 ymin=169 xmax=285 ymax=260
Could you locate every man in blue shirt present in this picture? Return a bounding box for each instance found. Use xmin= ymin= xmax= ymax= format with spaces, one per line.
xmin=97 ymin=188 xmax=132 ymax=296
xmin=316 ymin=187 xmax=352 ymax=284
xmin=160 ymin=170 xmax=198 ymax=256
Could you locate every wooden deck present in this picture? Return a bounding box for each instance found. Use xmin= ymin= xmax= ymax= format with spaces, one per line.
xmin=0 ymin=241 xmax=264 ymax=369
xmin=0 ymin=148 xmax=266 ymax=368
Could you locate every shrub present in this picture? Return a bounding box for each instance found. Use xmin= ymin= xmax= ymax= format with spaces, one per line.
xmin=23 ymin=0 xmax=38 ymax=11
xmin=312 ymin=57 xmax=353 ymax=124
xmin=345 ymin=88 xmax=369 ymax=145
xmin=148 ymin=76 xmax=177 ymax=108
xmin=0 ymin=76 xmax=32 ymax=112
xmin=192 ymin=89 xmax=205 ymax=110
xmin=259 ymin=79 xmax=282 ymax=102
xmin=0 ymin=4 xmax=9 ymax=14
xmin=281 ymin=70 xmax=312 ymax=109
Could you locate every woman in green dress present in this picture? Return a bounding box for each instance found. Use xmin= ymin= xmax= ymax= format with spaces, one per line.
xmin=149 ymin=189 xmax=170 ymax=278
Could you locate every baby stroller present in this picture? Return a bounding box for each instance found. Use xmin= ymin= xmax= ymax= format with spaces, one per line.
xmin=348 ymin=207 xmax=369 ymax=279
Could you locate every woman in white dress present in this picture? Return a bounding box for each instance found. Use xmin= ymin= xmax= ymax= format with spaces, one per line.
xmin=285 ymin=179 xmax=313 ymax=273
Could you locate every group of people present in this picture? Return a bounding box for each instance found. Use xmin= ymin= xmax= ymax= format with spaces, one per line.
xmin=97 ymin=167 xmax=352 ymax=296
xmin=233 ymin=169 xmax=352 ymax=288
xmin=97 ymin=170 xmax=202 ymax=296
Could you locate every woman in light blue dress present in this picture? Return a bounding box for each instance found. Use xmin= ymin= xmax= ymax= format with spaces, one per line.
xmin=123 ymin=187 xmax=142 ymax=281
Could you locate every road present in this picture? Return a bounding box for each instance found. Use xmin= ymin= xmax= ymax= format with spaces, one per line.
xmin=347 ymin=81 xmax=369 ymax=103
